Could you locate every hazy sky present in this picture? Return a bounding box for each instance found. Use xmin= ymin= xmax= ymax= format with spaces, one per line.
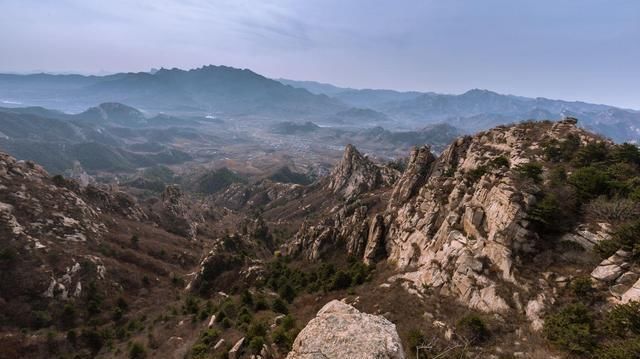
xmin=1 ymin=0 xmax=639 ymax=108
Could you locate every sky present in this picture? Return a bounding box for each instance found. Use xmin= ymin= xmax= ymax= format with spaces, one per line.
xmin=0 ymin=0 xmax=639 ymax=109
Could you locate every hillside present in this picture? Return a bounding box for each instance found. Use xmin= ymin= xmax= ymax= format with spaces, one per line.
xmin=2 ymin=119 xmax=640 ymax=358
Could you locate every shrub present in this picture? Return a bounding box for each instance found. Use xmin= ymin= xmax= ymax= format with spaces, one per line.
xmin=515 ymin=162 xmax=543 ymax=183
xmin=247 ymin=322 xmax=267 ymax=339
xmin=248 ymin=336 xmax=265 ymax=354
xmin=0 ymin=246 xmax=16 ymax=264
xmin=407 ymin=328 xmax=426 ymax=351
xmin=129 ymin=342 xmax=146 ymax=359
xmin=278 ymin=283 xmax=296 ymax=303
xmin=86 ymin=281 xmax=103 ymax=316
xmin=586 ymin=196 xmax=640 ymax=222
xmin=571 ymin=277 xmax=595 ymax=300
xmin=490 ymin=156 xmax=510 ymax=169
xmin=241 ymin=290 xmax=254 ymax=308
xmin=573 ymin=142 xmax=609 ymax=167
xmin=457 ymin=314 xmax=490 ymax=343
xmin=272 ymin=327 xmax=291 ymax=348
xmin=543 ymin=303 xmax=595 ymax=354
xmin=528 ymin=193 xmax=562 ymax=234
xmin=595 ymin=240 xmax=620 ymax=259
xmin=612 ymin=143 xmax=640 ymax=165
xmin=548 ymin=166 xmax=568 ymax=185
xmin=66 ymin=330 xmax=77 ymax=345
xmin=254 ymin=296 xmax=268 ymax=311
xmin=605 ymin=302 xmax=640 ymax=337
xmin=61 ymin=304 xmax=76 ymax=328
xmin=568 ymin=166 xmax=611 ymax=200
xmin=272 ymin=298 xmax=288 ymax=314
xmin=190 ymin=343 xmax=209 ymax=359
xmin=612 ymin=221 xmax=640 ymax=257
xmin=466 ymin=166 xmax=488 ymax=182
xmin=32 ymin=310 xmax=52 ymax=329
xmin=280 ymin=315 xmax=296 ymax=331
xmin=595 ymin=338 xmax=640 ymax=359
xmin=81 ymin=329 xmax=104 ymax=353
xmin=331 ymin=271 xmax=352 ymax=290
xmin=544 ymin=134 xmax=581 ymax=162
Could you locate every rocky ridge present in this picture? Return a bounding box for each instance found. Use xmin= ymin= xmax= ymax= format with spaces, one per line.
xmin=283 ymin=119 xmax=618 ymax=330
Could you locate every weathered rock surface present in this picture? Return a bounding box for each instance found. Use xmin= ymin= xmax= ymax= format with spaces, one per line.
xmin=283 ymin=144 xmax=399 ymax=260
xmin=160 ymin=184 xmax=198 ymax=239
xmin=622 ymin=277 xmax=640 ymax=303
xmin=326 ymin=144 xmax=397 ymax=200
xmin=561 ymin=223 xmax=611 ymax=249
xmin=214 ymin=180 xmax=304 ymax=211
xmin=0 ymin=153 xmax=105 ymax=248
xmin=287 ymin=300 xmax=404 ymax=359
xmin=591 ymin=250 xmax=631 ymax=283
xmin=376 ymin=120 xmax=608 ymax=314
xmin=285 ymin=120 xmax=608 ymax=323
xmin=285 ymin=202 xmax=372 ymax=260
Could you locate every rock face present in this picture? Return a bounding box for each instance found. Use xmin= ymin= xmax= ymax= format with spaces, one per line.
xmin=214 ymin=180 xmax=304 ymax=211
xmin=285 ymin=120 xmax=607 ymax=322
xmin=326 ymin=144 xmax=396 ymax=200
xmin=0 ymin=153 xmax=105 ymax=248
xmin=287 ymin=300 xmax=404 ymax=359
xmin=285 ymin=202 xmax=372 ymax=260
xmin=372 ymin=120 xmax=608 ymax=314
xmin=283 ymin=144 xmax=399 ymax=260
xmin=160 ymin=185 xmax=198 ymax=239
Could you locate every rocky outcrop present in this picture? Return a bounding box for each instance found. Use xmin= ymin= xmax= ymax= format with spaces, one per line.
xmin=160 ymin=185 xmax=198 ymax=239
xmin=84 ymin=184 xmax=147 ymax=221
xmin=561 ymin=223 xmax=611 ymax=250
xmin=284 ymin=145 xmax=400 ymax=260
xmin=187 ymin=221 xmax=272 ymax=293
xmin=287 ymin=300 xmax=404 ymax=359
xmin=284 ymin=202 xmax=373 ymax=260
xmin=388 ymin=145 xmax=436 ymax=206
xmin=214 ymin=180 xmax=304 ymax=211
xmin=0 ymin=153 xmax=105 ymax=248
xmin=381 ymin=125 xmax=545 ymax=313
xmin=591 ymin=250 xmax=631 ymax=283
xmin=377 ymin=120 xmax=609 ymax=316
xmin=326 ymin=144 xmax=396 ymax=200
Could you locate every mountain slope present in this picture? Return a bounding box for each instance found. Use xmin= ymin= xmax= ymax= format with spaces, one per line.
xmin=0 ymin=66 xmax=347 ymax=117
xmin=276 ymin=118 xmax=640 ymax=356
xmin=279 ymin=78 xmax=640 ymax=143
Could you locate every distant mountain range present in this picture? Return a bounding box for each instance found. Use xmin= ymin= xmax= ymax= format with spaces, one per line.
xmin=279 ymin=78 xmax=640 ymax=143
xmin=0 ymin=66 xmax=346 ymax=117
xmin=0 ymin=65 xmax=639 ymax=142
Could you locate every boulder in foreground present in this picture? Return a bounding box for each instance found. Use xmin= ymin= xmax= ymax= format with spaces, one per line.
xmin=287 ymin=300 xmax=404 ymax=359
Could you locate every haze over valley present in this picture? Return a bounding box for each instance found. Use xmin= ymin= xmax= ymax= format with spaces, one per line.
xmin=1 ymin=1 xmax=640 ymax=359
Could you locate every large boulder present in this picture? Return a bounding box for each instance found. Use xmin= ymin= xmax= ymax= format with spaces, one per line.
xmin=287 ymin=300 xmax=404 ymax=359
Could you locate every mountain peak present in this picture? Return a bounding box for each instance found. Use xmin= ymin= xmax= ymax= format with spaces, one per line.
xmin=326 ymin=144 xmax=383 ymax=199
xmin=462 ymin=88 xmax=499 ymax=97
xmin=77 ymin=102 xmax=146 ymax=124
